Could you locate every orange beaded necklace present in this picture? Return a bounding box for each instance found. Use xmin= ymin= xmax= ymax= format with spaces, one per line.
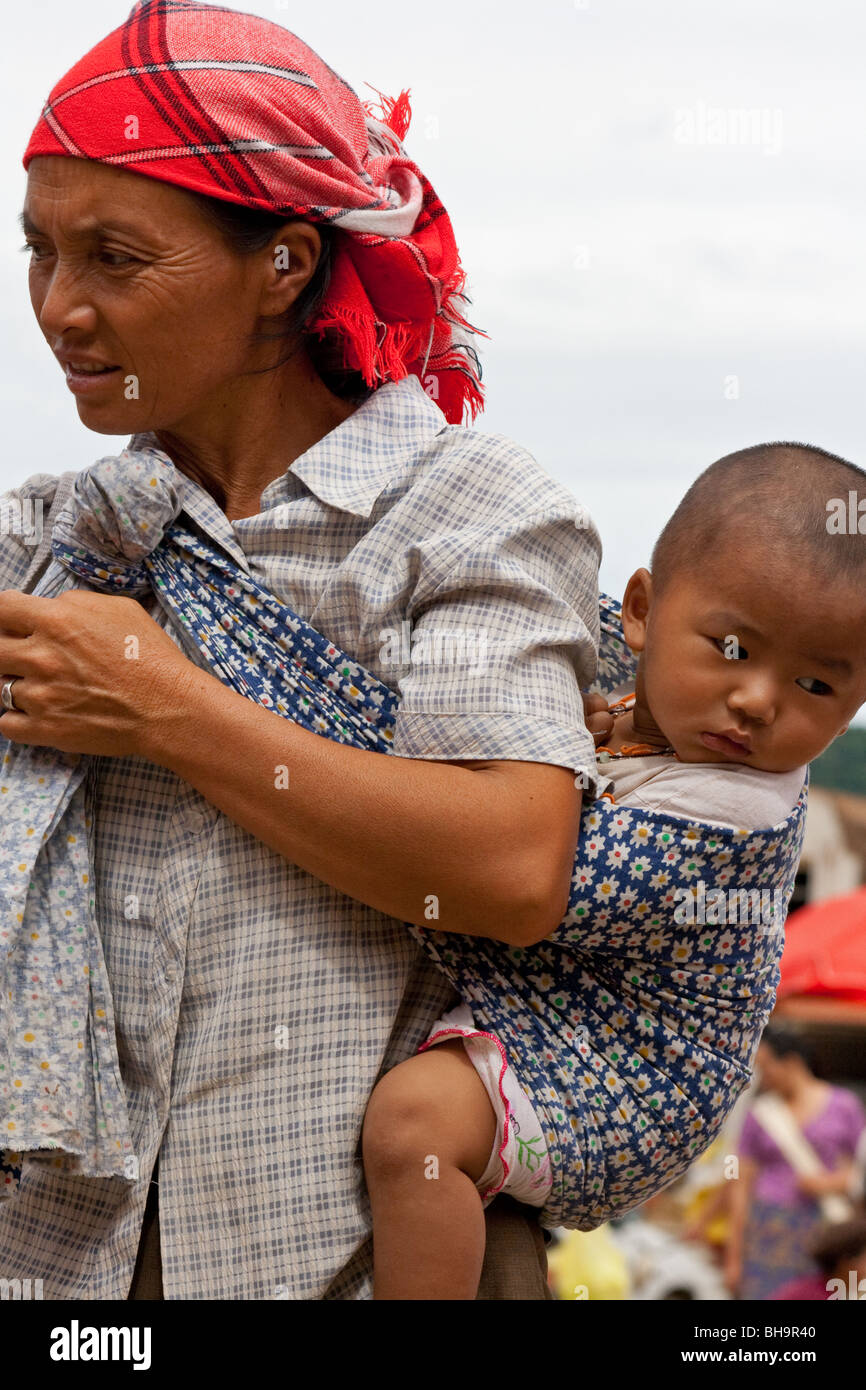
xmin=595 ymin=693 xmax=677 ymax=762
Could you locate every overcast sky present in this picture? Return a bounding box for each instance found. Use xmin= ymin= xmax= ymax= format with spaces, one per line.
xmin=2 ymin=0 xmax=864 ymax=713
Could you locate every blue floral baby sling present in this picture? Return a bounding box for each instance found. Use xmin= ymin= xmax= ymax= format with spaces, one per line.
xmin=0 ymin=449 xmax=808 ymax=1227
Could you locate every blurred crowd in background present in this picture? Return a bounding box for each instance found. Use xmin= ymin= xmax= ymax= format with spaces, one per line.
xmin=547 ymin=1015 xmax=866 ymax=1301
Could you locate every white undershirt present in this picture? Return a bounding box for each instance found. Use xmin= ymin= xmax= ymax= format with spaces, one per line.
xmin=600 ymin=754 xmax=807 ymax=831
xmin=598 ymin=693 xmax=807 ymax=830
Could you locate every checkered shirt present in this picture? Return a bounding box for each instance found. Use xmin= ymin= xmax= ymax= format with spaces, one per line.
xmin=0 ymin=374 xmax=600 ymax=1297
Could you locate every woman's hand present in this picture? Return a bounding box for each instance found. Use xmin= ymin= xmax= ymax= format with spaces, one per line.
xmin=582 ymin=692 xmax=615 ymax=746
xmin=795 ymin=1172 xmax=831 ymax=1197
xmin=795 ymin=1165 xmax=855 ymax=1198
xmin=0 ymin=587 xmax=195 ymax=759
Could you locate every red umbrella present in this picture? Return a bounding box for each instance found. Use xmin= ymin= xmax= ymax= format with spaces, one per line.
xmin=778 ymin=887 xmax=866 ymax=1003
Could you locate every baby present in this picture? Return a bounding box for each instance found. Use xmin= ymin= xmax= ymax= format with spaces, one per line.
xmin=361 ymin=441 xmax=866 ymax=1299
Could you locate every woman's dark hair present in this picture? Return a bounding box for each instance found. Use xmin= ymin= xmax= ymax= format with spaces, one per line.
xmin=759 ymin=1021 xmax=817 ymax=1072
xmin=182 ymin=189 xmax=372 ymax=403
xmin=807 ymin=1217 xmax=866 ymax=1276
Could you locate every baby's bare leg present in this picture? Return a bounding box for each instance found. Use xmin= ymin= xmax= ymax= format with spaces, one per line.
xmin=362 ymin=1038 xmax=498 ymax=1300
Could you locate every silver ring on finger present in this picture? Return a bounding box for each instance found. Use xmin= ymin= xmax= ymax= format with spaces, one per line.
xmin=1 ymin=678 xmax=20 ymax=713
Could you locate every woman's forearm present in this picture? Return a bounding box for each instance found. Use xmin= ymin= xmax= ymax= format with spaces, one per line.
xmin=141 ymin=659 xmax=574 ymax=944
xmin=823 ymin=1161 xmax=858 ymax=1195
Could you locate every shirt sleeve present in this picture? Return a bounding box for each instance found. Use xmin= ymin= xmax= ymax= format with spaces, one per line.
xmin=386 ymin=434 xmax=604 ymax=798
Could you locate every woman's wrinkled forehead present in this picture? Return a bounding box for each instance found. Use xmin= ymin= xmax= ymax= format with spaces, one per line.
xmin=22 ymin=155 xmax=217 ymax=245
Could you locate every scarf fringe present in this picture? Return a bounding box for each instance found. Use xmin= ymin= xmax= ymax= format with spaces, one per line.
xmin=310 ymin=305 xmax=412 ymax=388
xmin=310 ymin=303 xmax=485 ymax=425
xmin=323 ymin=81 xmax=491 ymax=420
xmin=433 ymin=349 xmax=486 ymax=424
xmin=361 ymin=86 xmax=413 ymax=143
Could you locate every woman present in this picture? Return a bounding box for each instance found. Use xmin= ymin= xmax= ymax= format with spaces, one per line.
xmin=0 ymin=2 xmax=601 ymax=1298
xmin=724 ymin=1022 xmax=866 ymax=1300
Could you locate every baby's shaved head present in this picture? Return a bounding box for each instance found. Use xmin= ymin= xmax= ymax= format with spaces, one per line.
xmin=651 ymin=442 xmax=866 ymax=594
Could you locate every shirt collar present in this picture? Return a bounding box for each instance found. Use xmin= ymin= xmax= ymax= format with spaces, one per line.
xmin=127 ymin=375 xmax=450 ymax=551
xmin=268 ymin=374 xmax=449 ymax=517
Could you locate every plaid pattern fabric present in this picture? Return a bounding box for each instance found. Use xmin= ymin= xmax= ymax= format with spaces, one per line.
xmin=0 ymin=375 xmax=601 ymax=1297
xmin=1 ymin=449 xmax=411 ymax=1192
xmin=21 ymin=0 xmax=486 ymax=425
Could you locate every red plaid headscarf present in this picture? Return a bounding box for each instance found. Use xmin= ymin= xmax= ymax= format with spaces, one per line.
xmin=22 ymin=0 xmax=486 ymax=424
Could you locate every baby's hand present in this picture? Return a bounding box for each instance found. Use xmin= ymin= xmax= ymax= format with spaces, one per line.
xmin=582 ymin=692 xmax=615 ymax=746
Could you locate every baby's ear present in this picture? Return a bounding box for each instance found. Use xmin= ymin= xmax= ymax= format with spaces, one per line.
xmin=620 ymin=568 xmax=652 ymax=651
xmin=836 ymin=723 xmax=850 ymax=738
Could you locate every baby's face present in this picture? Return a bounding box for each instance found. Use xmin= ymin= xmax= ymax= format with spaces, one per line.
xmin=625 ymin=549 xmax=866 ymax=772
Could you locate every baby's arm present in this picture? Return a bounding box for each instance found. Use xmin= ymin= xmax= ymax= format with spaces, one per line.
xmin=361 ymin=1039 xmax=497 ymax=1300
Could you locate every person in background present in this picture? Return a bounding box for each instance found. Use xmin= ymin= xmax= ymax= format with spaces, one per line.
xmin=770 ymin=1216 xmax=866 ymax=1300
xmin=724 ymin=1022 xmax=866 ymax=1299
